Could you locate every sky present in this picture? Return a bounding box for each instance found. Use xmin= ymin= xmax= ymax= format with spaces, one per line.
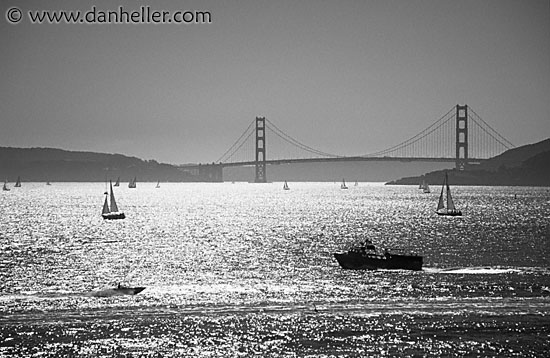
xmin=1 ymin=0 xmax=549 ymax=164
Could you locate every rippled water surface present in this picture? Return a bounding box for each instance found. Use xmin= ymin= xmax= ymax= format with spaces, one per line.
xmin=1 ymin=182 xmax=549 ymax=357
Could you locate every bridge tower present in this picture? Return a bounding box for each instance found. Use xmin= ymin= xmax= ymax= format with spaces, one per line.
xmin=255 ymin=117 xmax=267 ymax=183
xmin=455 ymin=104 xmax=468 ymax=170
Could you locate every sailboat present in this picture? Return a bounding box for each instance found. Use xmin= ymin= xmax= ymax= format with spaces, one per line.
xmin=128 ymin=176 xmax=136 ymax=188
xmin=156 ymin=181 xmax=160 ymax=188
xmin=102 ymin=180 xmax=126 ymax=220
xmin=436 ymin=172 xmax=462 ymax=216
xmin=14 ymin=176 xmax=21 ymax=187
xmin=283 ymin=180 xmax=290 ymax=190
xmin=422 ymin=180 xmax=430 ymax=193
xmin=419 ymin=179 xmax=430 ymax=193
xmin=423 ymin=183 xmax=430 ymax=193
xmin=341 ymin=178 xmax=348 ymax=189
xmin=2 ymin=180 xmax=10 ymax=191
xmin=354 ymin=181 xmax=358 ymax=187
xmin=114 ymin=177 xmax=120 ymax=187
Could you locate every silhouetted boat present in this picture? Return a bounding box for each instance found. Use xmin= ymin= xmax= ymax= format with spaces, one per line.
xmin=128 ymin=176 xmax=136 ymax=188
xmin=113 ymin=283 xmax=145 ymax=295
xmin=114 ymin=177 xmax=120 ymax=187
xmin=341 ymin=178 xmax=348 ymax=189
xmin=283 ymin=180 xmax=290 ymax=190
xmin=436 ymin=172 xmax=462 ymax=216
xmin=3 ymin=180 xmax=10 ymax=191
xmin=46 ymin=181 xmax=51 ymax=186
xmin=354 ymin=181 xmax=358 ymax=186
xmin=14 ymin=176 xmax=21 ymax=187
xmin=88 ymin=284 xmax=146 ymax=297
xmin=156 ymin=180 xmax=160 ymax=188
xmin=334 ymin=239 xmax=423 ymax=271
xmin=102 ymin=180 xmax=125 ymax=220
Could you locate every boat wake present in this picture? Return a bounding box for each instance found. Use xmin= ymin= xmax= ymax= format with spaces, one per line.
xmin=425 ymin=267 xmax=522 ymax=274
xmin=85 ymin=287 xmax=146 ymax=297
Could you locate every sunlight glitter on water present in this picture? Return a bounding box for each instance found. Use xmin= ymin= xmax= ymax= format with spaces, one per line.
xmin=1 ymin=182 xmax=549 ymax=356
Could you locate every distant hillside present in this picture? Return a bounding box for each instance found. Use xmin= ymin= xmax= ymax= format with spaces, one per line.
xmin=386 ymin=139 xmax=550 ymax=187
xmin=477 ymin=138 xmax=550 ymax=171
xmin=0 ymin=147 xmax=199 ymax=182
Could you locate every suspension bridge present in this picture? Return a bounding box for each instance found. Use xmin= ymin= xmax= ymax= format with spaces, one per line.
xmin=182 ymin=105 xmax=514 ymax=182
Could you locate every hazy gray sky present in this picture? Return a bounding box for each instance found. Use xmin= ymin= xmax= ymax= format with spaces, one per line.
xmin=1 ymin=0 xmax=549 ymax=164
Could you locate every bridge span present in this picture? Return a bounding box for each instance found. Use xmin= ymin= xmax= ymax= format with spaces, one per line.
xmin=180 ymin=105 xmax=511 ymax=182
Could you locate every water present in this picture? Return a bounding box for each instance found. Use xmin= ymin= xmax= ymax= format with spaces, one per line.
xmin=1 ymin=182 xmax=549 ymax=357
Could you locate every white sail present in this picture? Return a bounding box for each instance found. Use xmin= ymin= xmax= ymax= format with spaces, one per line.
xmin=109 ymin=181 xmax=119 ymax=213
xmin=446 ymin=182 xmax=455 ymax=211
xmin=437 ymin=175 xmax=446 ymax=212
xmin=283 ymin=181 xmax=289 ymax=190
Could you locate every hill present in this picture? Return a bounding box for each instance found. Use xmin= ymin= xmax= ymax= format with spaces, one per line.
xmin=477 ymin=138 xmax=550 ymax=171
xmin=0 ymin=147 xmax=201 ymax=182
xmin=386 ymin=138 xmax=550 ymax=187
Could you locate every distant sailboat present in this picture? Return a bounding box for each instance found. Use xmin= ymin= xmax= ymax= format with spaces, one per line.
xmin=114 ymin=177 xmax=120 ymax=187
xmin=421 ymin=180 xmax=431 ymax=193
xmin=156 ymin=181 xmax=160 ymax=188
xmin=419 ymin=179 xmax=430 ymax=193
xmin=436 ymin=172 xmax=462 ymax=216
xmin=283 ymin=180 xmax=290 ymax=190
xmin=354 ymin=181 xmax=358 ymax=187
xmin=102 ymin=180 xmax=126 ymax=220
xmin=3 ymin=180 xmax=10 ymax=191
xmin=341 ymin=178 xmax=348 ymax=190
xmin=14 ymin=176 xmax=21 ymax=187
xmin=46 ymin=181 xmax=51 ymax=185
xmin=423 ymin=182 xmax=431 ymax=193
xmin=128 ymin=177 xmax=137 ymax=188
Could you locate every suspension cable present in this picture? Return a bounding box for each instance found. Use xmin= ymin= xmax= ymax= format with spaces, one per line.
xmin=361 ymin=107 xmax=455 ymax=157
xmin=216 ymin=119 xmax=255 ymax=163
xmin=469 ymin=108 xmax=514 ymax=148
xmin=265 ymin=118 xmax=344 ymax=158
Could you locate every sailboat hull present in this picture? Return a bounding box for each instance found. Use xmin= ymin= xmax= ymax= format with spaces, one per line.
xmin=102 ymin=212 xmax=126 ymax=220
xmin=436 ymin=210 xmax=462 ymax=216
xmin=334 ymin=252 xmax=423 ymax=271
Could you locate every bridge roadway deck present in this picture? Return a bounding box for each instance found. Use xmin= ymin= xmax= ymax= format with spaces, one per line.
xmin=181 ymin=157 xmax=485 ymax=169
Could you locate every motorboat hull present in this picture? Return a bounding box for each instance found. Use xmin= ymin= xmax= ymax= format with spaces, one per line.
xmin=334 ymin=252 xmax=423 ymax=271
xmin=114 ymin=286 xmax=146 ymax=295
